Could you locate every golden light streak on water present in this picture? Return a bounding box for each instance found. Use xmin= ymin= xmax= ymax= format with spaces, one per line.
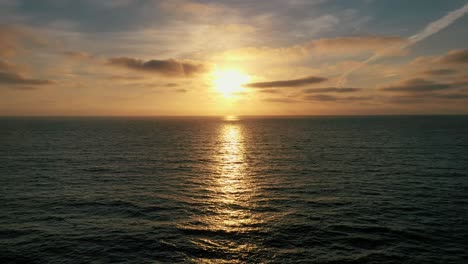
xmin=211 ymin=123 xmax=255 ymax=231
xmin=189 ymin=121 xmax=263 ymax=262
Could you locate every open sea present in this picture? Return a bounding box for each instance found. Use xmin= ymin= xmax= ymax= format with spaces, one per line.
xmin=0 ymin=116 xmax=467 ymax=263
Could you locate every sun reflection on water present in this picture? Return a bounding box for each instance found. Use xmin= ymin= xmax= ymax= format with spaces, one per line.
xmin=212 ymin=123 xmax=253 ymax=230
xmin=188 ymin=120 xmax=262 ymax=262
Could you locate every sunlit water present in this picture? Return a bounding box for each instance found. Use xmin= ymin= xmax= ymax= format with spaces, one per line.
xmin=1 ymin=116 xmax=467 ymax=263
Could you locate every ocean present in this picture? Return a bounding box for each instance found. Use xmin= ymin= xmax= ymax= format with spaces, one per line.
xmin=1 ymin=116 xmax=467 ymax=263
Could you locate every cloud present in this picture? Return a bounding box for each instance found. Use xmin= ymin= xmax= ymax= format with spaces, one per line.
xmin=216 ymin=36 xmax=406 ymax=61
xmin=411 ymin=49 xmax=468 ymax=67
xmin=409 ymin=3 xmax=468 ymax=45
xmin=246 ymin=75 xmax=327 ymax=88
xmin=423 ymin=68 xmax=457 ymax=76
xmin=380 ymin=78 xmax=456 ymax=93
xmin=259 ymin=89 xmax=282 ymax=94
xmin=440 ymin=49 xmax=468 ymax=64
xmin=0 ymin=71 xmax=53 ymax=86
xmin=304 ymin=94 xmax=371 ymax=102
xmin=107 ymin=57 xmax=206 ymax=77
xmin=303 ymin=87 xmax=361 ymax=93
xmin=338 ymin=3 xmax=468 ymax=87
xmin=263 ymin=98 xmax=298 ymax=103
xmin=0 ymin=59 xmax=54 ymax=88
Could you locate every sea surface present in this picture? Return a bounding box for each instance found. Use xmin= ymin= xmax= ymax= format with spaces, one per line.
xmin=1 ymin=116 xmax=467 ymax=263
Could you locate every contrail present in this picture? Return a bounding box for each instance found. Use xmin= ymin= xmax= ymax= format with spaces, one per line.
xmin=337 ymin=3 xmax=468 ymax=87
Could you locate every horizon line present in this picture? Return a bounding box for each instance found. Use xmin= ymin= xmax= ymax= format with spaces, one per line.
xmin=1 ymin=114 xmax=468 ymax=118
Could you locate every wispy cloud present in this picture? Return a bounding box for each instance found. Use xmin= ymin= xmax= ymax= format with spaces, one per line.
xmin=409 ymin=3 xmax=468 ymax=44
xmin=338 ymin=3 xmax=468 ymax=87
xmin=216 ymin=36 xmax=406 ymax=61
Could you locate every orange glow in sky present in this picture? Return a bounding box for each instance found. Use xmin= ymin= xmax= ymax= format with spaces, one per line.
xmin=0 ymin=2 xmax=467 ymax=115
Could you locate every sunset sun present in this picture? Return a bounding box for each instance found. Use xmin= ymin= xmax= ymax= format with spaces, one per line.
xmin=212 ymin=69 xmax=250 ymax=97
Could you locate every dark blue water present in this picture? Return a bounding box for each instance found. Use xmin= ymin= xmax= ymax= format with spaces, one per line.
xmin=1 ymin=116 xmax=467 ymax=263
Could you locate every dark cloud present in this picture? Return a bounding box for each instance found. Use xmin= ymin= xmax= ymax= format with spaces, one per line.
xmin=304 ymin=95 xmax=371 ymax=102
xmin=246 ymin=75 xmax=327 ymax=88
xmin=0 ymin=60 xmax=54 ymax=88
xmin=108 ymin=57 xmax=206 ymax=77
xmin=0 ymin=71 xmax=53 ymax=86
xmin=380 ymin=78 xmax=455 ymax=93
xmin=263 ymin=98 xmax=298 ymax=103
xmin=423 ymin=69 xmax=457 ymax=76
xmin=303 ymin=87 xmax=361 ymax=93
xmin=304 ymin=94 xmax=336 ymax=101
xmin=259 ymin=89 xmax=281 ymax=94
xmin=175 ymin=88 xmax=188 ymax=93
xmin=440 ymin=49 xmax=468 ymax=64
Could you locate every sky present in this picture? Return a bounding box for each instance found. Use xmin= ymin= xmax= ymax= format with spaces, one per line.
xmin=0 ymin=0 xmax=468 ymax=116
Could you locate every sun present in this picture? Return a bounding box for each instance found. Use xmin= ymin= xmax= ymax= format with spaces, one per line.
xmin=212 ymin=69 xmax=250 ymax=97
